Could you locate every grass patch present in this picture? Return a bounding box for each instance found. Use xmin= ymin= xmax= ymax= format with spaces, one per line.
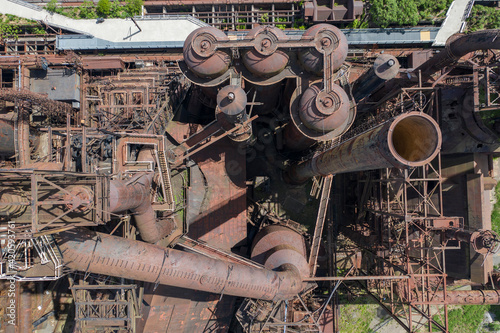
xmin=492 ymin=181 xmax=500 ymax=236
xmin=338 ymin=297 xmax=377 ymax=333
xmin=434 ymin=305 xmax=490 ymax=333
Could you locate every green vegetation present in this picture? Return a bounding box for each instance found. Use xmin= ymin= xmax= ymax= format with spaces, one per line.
xmin=338 ymin=297 xmax=377 ymax=333
xmin=274 ymin=17 xmax=287 ymax=30
xmin=0 ymin=14 xmax=46 ymax=37
xmin=447 ymin=305 xmax=489 ymax=333
xmin=369 ymin=0 xmax=417 ymax=28
xmin=45 ymin=0 xmax=143 ymax=19
xmin=96 ymin=0 xmax=111 ymax=17
xmin=487 ymin=321 xmax=500 ymax=331
xmin=369 ymin=0 xmax=452 ymax=28
xmin=292 ymin=18 xmax=306 ymax=30
xmin=432 ymin=305 xmax=500 ymax=332
xmin=416 ymin=0 xmax=453 ymax=21
xmin=237 ymin=18 xmax=247 ymax=30
xmin=467 ymin=5 xmax=500 ymax=32
xmin=492 ymin=181 xmax=500 ymax=237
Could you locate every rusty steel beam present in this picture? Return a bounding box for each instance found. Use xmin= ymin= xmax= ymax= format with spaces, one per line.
xmin=57 ymin=228 xmax=305 ymax=301
xmin=413 ymin=290 xmax=500 ymax=305
xmin=285 ymin=112 xmax=442 ymax=183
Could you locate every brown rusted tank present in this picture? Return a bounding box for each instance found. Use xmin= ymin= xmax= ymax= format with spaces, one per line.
xmin=284 ymin=82 xmax=353 ymax=151
xmin=242 ymin=26 xmax=290 ymax=78
xmin=217 ymin=85 xmax=247 ymax=123
xmin=298 ymin=24 xmax=348 ymax=76
xmin=183 ymin=26 xmax=231 ymax=79
xmin=0 ymin=119 xmax=15 ymax=156
xmin=286 ymin=112 xmax=442 ymax=183
xmin=298 ymin=83 xmax=350 ymax=133
xmin=251 ymin=224 xmax=309 ymax=279
xmin=57 ymin=227 xmax=304 ymax=301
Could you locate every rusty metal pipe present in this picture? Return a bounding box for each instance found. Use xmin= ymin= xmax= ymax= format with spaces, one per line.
xmin=57 ymin=228 xmax=304 ymax=301
xmin=417 ymin=30 xmax=500 ymax=79
xmin=109 ymin=174 xmax=173 ymax=244
xmin=285 ymin=112 xmax=441 ymax=183
xmin=108 ymin=149 xmax=173 ymax=243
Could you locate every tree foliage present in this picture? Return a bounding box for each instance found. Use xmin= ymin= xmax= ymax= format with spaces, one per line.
xmin=369 ymin=0 xmax=399 ymax=28
xmin=96 ymin=0 xmax=111 ymax=17
xmin=370 ymin=0 xmax=453 ymax=27
xmin=467 ymin=5 xmax=500 ymax=32
xmin=125 ymin=0 xmax=143 ymax=17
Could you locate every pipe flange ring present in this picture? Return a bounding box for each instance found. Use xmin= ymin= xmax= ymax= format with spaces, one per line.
xmin=315 ymin=90 xmax=341 ymax=116
xmin=253 ymin=30 xmax=279 ymax=56
xmin=192 ymin=32 xmax=219 ymax=58
xmin=314 ymin=28 xmax=339 ymax=54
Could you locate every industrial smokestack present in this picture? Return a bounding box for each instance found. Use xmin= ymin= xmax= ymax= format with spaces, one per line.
xmin=285 ymin=112 xmax=441 ymax=183
xmin=57 ymin=227 xmax=306 ymax=301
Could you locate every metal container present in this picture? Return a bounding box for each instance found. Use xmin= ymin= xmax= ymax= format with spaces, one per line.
xmin=298 ymin=24 xmax=348 ymax=76
xmin=183 ymin=26 xmax=231 ymax=79
xmin=242 ymin=26 xmax=290 ymax=78
xmin=286 ymin=112 xmax=442 ymax=183
xmin=217 ymin=85 xmax=248 ymax=123
xmin=298 ymin=83 xmax=350 ymax=133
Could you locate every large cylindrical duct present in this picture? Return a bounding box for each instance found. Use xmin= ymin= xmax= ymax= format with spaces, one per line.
xmin=242 ymin=26 xmax=289 ymax=78
xmin=109 ymin=172 xmax=174 ymax=244
xmin=416 ymin=30 xmax=500 ymax=80
xmin=0 ymin=119 xmax=15 ymax=156
xmin=183 ymin=27 xmax=231 ymax=79
xmin=298 ymin=24 xmax=348 ymax=76
xmin=285 ymin=112 xmax=442 ymax=183
xmin=251 ymin=225 xmax=309 ymax=278
xmin=57 ymin=228 xmax=304 ymax=301
xmin=353 ymin=54 xmax=400 ymax=102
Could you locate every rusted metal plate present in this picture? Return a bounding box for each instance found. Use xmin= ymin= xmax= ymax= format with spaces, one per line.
xmin=81 ymin=57 xmax=125 ymax=70
xmin=187 ymin=137 xmax=247 ymax=251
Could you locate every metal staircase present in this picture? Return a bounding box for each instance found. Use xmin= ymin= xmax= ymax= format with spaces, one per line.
xmin=309 ymin=175 xmax=333 ymax=276
xmin=156 ymin=150 xmax=175 ymax=211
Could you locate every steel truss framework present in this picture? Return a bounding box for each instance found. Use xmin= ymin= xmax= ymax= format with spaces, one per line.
xmin=332 ymin=86 xmax=452 ymax=332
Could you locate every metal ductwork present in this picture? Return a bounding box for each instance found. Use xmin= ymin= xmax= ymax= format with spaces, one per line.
xmin=108 ymin=149 xmax=173 ymax=244
xmin=416 ymin=29 xmax=500 ymax=79
xmin=285 ymin=112 xmax=441 ymax=183
xmin=57 ymin=227 xmax=305 ymax=301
